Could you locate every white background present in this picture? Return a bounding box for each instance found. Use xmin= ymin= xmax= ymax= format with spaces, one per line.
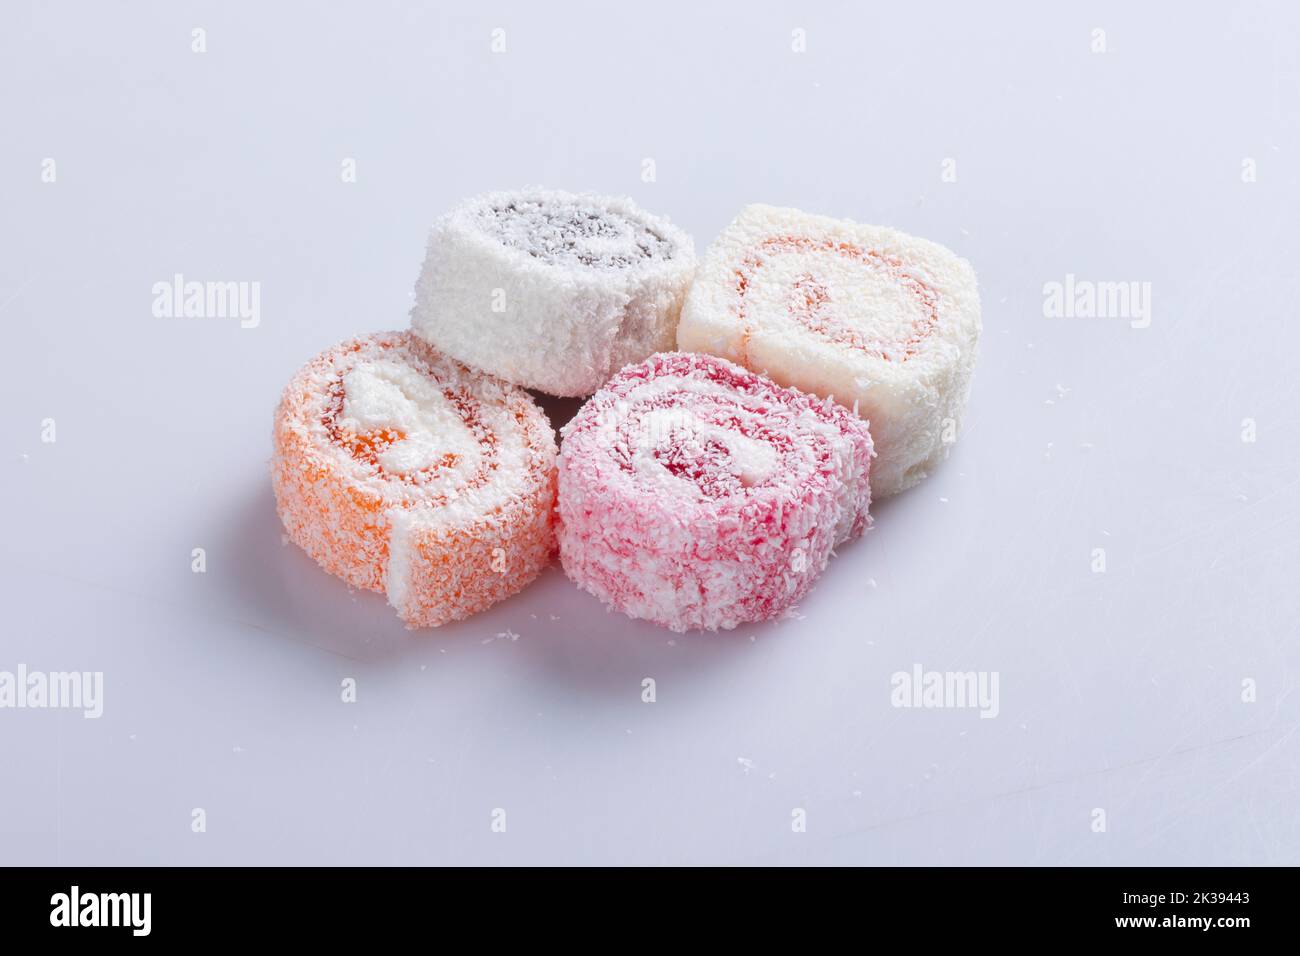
xmin=2 ymin=1 xmax=1297 ymax=865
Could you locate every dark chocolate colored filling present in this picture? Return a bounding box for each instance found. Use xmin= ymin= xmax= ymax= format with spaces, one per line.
xmin=479 ymin=199 xmax=674 ymax=269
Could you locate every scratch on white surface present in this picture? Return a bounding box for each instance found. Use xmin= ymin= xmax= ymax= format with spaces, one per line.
xmin=0 ymin=273 xmax=38 ymax=315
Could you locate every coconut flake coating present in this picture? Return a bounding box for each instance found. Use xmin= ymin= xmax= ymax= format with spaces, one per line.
xmin=271 ymin=331 xmax=557 ymax=628
xmin=411 ymin=188 xmax=696 ymax=397
xmin=677 ymin=204 xmax=981 ymax=497
xmin=556 ymin=352 xmax=873 ymax=632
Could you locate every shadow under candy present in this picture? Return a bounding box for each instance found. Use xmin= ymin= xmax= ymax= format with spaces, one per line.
xmin=220 ymin=475 xmax=772 ymax=691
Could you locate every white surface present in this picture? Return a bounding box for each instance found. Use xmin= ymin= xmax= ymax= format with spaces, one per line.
xmin=2 ymin=0 xmax=1298 ymax=865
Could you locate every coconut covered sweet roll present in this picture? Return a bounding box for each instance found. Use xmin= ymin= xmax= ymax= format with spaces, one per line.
xmin=272 ymin=331 xmax=557 ymax=628
xmin=556 ymin=352 xmax=873 ymax=632
xmin=677 ymin=205 xmax=980 ymax=497
xmin=411 ymin=189 xmax=696 ymax=397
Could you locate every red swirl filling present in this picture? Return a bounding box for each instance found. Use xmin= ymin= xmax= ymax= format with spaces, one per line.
xmin=734 ymin=236 xmax=939 ymax=362
xmin=607 ymin=397 xmax=799 ymax=500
